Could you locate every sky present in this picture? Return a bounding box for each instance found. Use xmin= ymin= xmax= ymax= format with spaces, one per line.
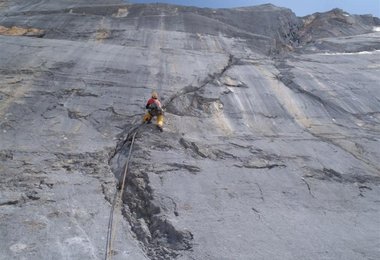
xmin=129 ymin=0 xmax=380 ymax=17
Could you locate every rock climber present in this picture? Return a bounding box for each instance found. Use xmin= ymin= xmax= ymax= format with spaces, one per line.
xmin=143 ymin=91 xmax=164 ymax=131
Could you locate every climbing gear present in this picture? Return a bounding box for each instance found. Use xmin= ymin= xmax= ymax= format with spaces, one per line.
xmin=105 ymin=107 xmax=164 ymax=259
xmin=148 ymin=105 xmax=163 ymax=116
xmin=105 ymin=125 xmax=141 ymax=260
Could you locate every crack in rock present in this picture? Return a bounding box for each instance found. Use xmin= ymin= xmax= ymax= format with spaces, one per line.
xmin=108 ymin=130 xmax=194 ymax=259
xmin=61 ymin=88 xmax=99 ymax=98
xmin=358 ymin=185 xmax=372 ymax=197
xmin=67 ymin=109 xmax=90 ymax=120
xmin=257 ymin=112 xmax=278 ymax=119
xmin=165 ymin=163 xmax=201 ymax=174
xmin=235 ymin=149 xmax=287 ymax=170
xmin=179 ymin=137 xmax=239 ymax=161
xmin=152 ymin=163 xmax=200 ymax=175
xmin=108 ymin=124 xmax=143 ymax=164
xmin=251 ymin=207 xmax=260 ymax=214
xmin=255 ymin=183 xmax=265 ymax=202
xmin=179 ymin=138 xmax=207 ymax=158
xmin=163 ymin=54 xmax=238 ymax=111
xmin=304 ymin=167 xmax=380 ymax=185
xmin=236 ymin=162 xmax=286 ymax=170
xmin=0 ymin=199 xmax=19 ymax=206
xmin=301 ymin=177 xmax=315 ymax=198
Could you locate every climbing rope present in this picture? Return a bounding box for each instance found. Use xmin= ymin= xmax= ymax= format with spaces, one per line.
xmin=105 ymin=128 xmax=138 ymax=260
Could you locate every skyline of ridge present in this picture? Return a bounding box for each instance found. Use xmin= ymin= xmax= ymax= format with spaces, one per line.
xmin=128 ymin=0 xmax=380 ymax=17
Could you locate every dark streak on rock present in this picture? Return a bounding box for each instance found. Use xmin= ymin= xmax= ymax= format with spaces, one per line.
xmin=275 ymin=63 xmax=353 ymax=118
xmin=239 ymin=163 xmax=286 ymax=170
xmin=179 ymin=138 xmax=207 ymax=158
xmin=108 ymin=124 xmax=143 ymax=164
xmin=251 ymin=207 xmax=260 ymax=214
xmin=255 ymin=183 xmax=265 ymax=201
xmin=0 ymin=200 xmax=19 ymax=206
xmin=304 ymin=168 xmax=380 ymax=186
xmin=108 ymin=127 xmax=194 ymax=259
xmin=358 ymin=185 xmax=372 ymax=197
xmin=166 ymin=163 xmax=201 ymax=174
xmin=301 ymin=178 xmax=315 ymax=198
xmin=67 ymin=109 xmax=89 ymax=120
xmin=0 ymin=150 xmax=14 ymax=161
xmin=163 ymin=54 xmax=236 ymax=111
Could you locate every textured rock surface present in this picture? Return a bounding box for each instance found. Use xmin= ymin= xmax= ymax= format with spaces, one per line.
xmin=1 ymin=1 xmax=380 ymax=259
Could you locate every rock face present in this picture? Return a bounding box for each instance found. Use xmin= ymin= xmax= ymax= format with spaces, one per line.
xmin=299 ymin=8 xmax=380 ymax=43
xmin=1 ymin=1 xmax=380 ymax=259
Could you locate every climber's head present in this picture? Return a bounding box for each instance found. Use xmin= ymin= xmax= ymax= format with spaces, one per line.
xmin=151 ymin=91 xmax=158 ymax=99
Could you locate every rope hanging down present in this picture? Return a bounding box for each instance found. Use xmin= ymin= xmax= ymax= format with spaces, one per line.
xmin=105 ymin=130 xmax=138 ymax=260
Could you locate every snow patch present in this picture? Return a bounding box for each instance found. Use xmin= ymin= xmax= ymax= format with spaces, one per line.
xmin=373 ymin=27 xmax=380 ymax=32
xmin=321 ymin=50 xmax=380 ymax=56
